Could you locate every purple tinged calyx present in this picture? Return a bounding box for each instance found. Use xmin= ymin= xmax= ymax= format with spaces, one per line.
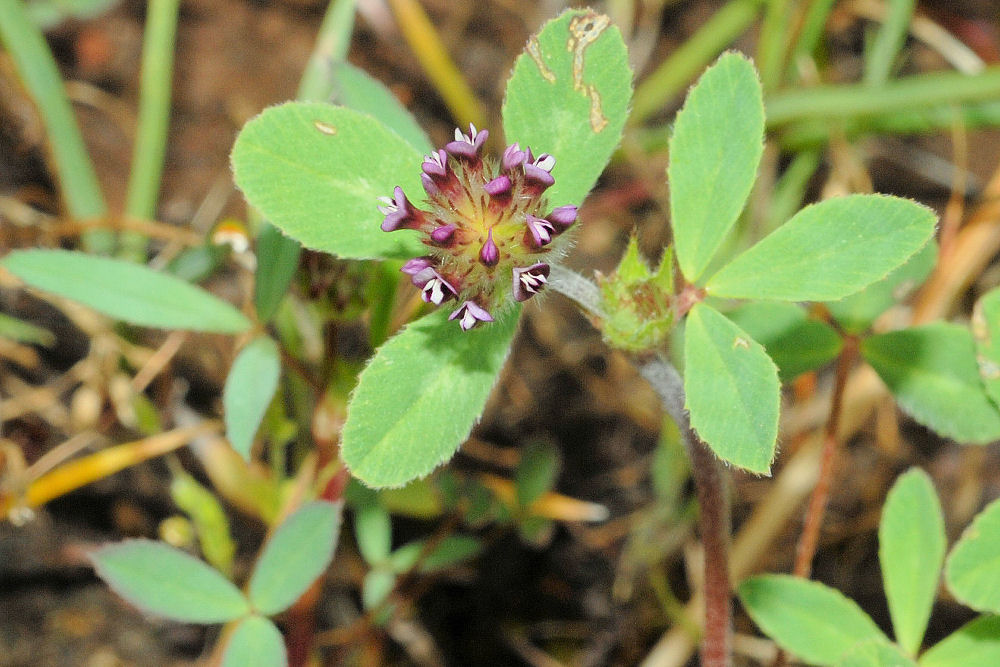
xmin=430 ymin=224 xmax=457 ymax=244
xmin=484 ymin=175 xmax=512 ymax=197
xmin=512 ymin=263 xmax=550 ymax=302
xmin=480 ymin=229 xmax=499 ymax=266
xmin=449 ymin=300 xmax=494 ymax=330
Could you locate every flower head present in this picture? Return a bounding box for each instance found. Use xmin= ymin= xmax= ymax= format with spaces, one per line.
xmin=379 ymin=127 xmax=578 ymax=329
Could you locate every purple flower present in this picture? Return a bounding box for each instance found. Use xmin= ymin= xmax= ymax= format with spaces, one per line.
xmin=445 ymin=123 xmax=489 ymax=161
xmin=422 ymin=149 xmax=448 ymax=178
xmin=523 ymin=152 xmax=556 ymax=193
xmin=416 ymin=269 xmax=457 ymax=305
xmin=524 ymin=214 xmax=555 ymax=248
xmin=379 ymin=126 xmax=576 ymax=329
xmin=422 ymin=149 xmax=458 ymax=196
xmin=502 ymin=143 xmax=528 ymax=171
xmin=480 ymin=229 xmax=499 ymax=266
xmin=512 ymin=263 xmax=550 ymax=302
xmin=449 ymin=300 xmax=494 ymax=330
xmin=378 ymin=186 xmax=424 ymax=231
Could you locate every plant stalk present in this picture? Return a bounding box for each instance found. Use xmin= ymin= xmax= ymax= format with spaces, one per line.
xmin=121 ymin=0 xmax=181 ymax=260
xmin=639 ymin=358 xmax=732 ymax=667
xmin=0 ymin=0 xmax=111 ymax=252
xmin=548 ymin=266 xmax=733 ymax=665
xmin=792 ymin=336 xmax=858 ymax=577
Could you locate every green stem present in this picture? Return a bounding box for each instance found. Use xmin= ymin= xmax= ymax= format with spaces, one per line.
xmin=0 ymin=0 xmax=110 ymax=251
xmin=121 ymin=0 xmax=181 ymax=259
xmin=630 ymin=0 xmax=766 ymax=124
xmin=863 ymin=0 xmax=915 ymax=86
xmin=297 ymin=0 xmax=356 ymax=101
xmin=776 ymin=101 xmax=1000 ymax=148
xmin=785 ymin=0 xmax=836 ymax=78
xmin=766 ymin=66 xmax=1000 ymax=125
xmin=757 ymin=0 xmax=796 ymax=91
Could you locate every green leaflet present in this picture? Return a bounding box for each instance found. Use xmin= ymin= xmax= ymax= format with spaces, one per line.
xmin=863 ymin=323 xmax=1000 ymax=444
xmin=683 ymin=303 xmax=780 ymax=474
xmin=739 ymin=574 xmax=889 ymax=665
xmin=973 ymin=287 xmax=1000 ymax=409
xmin=231 ymin=102 xmax=426 ymax=261
xmin=342 ymin=307 xmax=520 ymax=488
xmin=329 ymin=60 xmax=432 ymax=154
xmin=170 ymin=470 xmax=237 ymax=577
xmin=946 ymin=497 xmax=1000 ymax=614
xmin=919 ymin=616 xmax=1000 ymax=667
xmin=707 ymin=195 xmax=936 ymax=301
xmin=725 ymin=301 xmax=843 ymax=382
xmin=668 ymin=51 xmax=765 ymax=283
xmin=388 ymin=535 xmax=483 ymax=574
xmin=879 ymin=469 xmax=945 ymax=655
xmin=247 ymin=501 xmax=340 ymax=615
xmin=515 ymin=442 xmax=561 ymax=509
xmin=253 ymin=222 xmax=301 ymax=324
xmin=502 ymin=8 xmax=632 ymax=209
xmin=90 ymin=540 xmax=249 ymax=623
xmin=223 ymin=336 xmax=282 ymax=460
xmin=836 ymin=640 xmax=916 ymax=667
xmin=354 ymin=502 xmax=393 ymax=566
xmin=826 ymin=239 xmax=937 ymax=335
xmin=1 ymin=249 xmax=250 ymax=333
xmin=221 ymin=615 xmax=287 ymax=667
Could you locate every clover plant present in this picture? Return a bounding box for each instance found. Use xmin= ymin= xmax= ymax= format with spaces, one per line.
xmin=7 ymin=3 xmax=1000 ymax=665
xmin=741 ymin=468 xmax=1000 ymax=666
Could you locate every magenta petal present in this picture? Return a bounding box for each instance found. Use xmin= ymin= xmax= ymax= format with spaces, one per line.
xmin=401 ymin=257 xmax=433 ymax=276
xmin=410 ymin=266 xmax=437 ymax=288
xmin=523 ymin=163 xmax=555 ymax=190
xmin=445 ymin=123 xmax=489 ymax=160
xmin=422 ymin=150 xmax=448 ymax=178
xmin=547 ymin=205 xmax=577 ymax=230
xmin=421 ymin=173 xmax=440 ymax=196
xmin=502 ymin=142 xmax=528 ymax=171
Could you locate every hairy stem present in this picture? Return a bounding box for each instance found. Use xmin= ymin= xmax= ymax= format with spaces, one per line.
xmin=548 ymin=268 xmax=732 ymax=665
xmin=640 ymin=358 xmax=732 ymax=667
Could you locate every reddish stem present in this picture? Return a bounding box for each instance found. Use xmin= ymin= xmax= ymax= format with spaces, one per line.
xmin=689 ymin=436 xmax=732 ymax=667
xmin=793 ymin=336 xmax=858 ymax=578
xmin=637 ymin=357 xmax=731 ymax=665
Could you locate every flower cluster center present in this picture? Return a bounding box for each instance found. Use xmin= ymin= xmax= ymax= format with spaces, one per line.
xmin=378 ymin=124 xmax=577 ymax=330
